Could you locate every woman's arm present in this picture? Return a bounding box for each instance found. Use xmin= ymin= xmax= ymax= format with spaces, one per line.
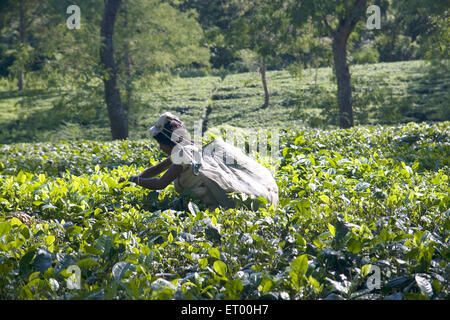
xmin=138 ymin=157 xmax=172 ymax=178
xmin=135 ymin=164 xmax=183 ymax=190
xmin=118 ymin=158 xmax=172 ymax=185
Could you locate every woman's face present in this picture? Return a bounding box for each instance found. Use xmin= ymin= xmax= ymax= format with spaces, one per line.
xmin=158 ymin=142 xmax=172 ymax=155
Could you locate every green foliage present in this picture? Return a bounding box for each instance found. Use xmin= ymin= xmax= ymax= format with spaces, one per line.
xmin=114 ymin=0 xmax=210 ymax=113
xmin=0 ymin=0 xmax=210 ymax=141
xmin=421 ymin=12 xmax=450 ymax=61
xmin=0 ymin=121 xmax=448 ymax=299
xmin=0 ymin=60 xmax=448 ymax=143
xmin=351 ymin=43 xmax=380 ymax=65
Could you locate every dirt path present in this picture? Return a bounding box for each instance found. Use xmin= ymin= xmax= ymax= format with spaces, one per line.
xmin=200 ymin=76 xmax=225 ymax=135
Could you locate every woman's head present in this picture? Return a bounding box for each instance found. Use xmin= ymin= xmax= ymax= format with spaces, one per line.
xmin=150 ymin=113 xmax=186 ymax=154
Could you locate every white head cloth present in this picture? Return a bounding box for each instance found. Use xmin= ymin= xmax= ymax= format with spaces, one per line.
xmin=149 ymin=112 xmax=181 ymax=137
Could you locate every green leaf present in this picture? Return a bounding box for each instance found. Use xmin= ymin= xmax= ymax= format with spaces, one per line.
xmin=198 ymin=257 xmax=208 ymax=269
xmin=289 ymin=254 xmax=308 ymax=290
xmin=46 ymin=235 xmax=55 ymax=246
xmin=29 ymin=271 xmax=41 ymax=282
xmin=20 ymin=247 xmax=37 ymax=275
xmin=403 ymin=293 xmax=429 ymax=300
xmin=327 ymin=223 xmax=335 ymax=237
xmin=431 ymin=172 xmax=442 ymax=185
xmin=105 ymin=177 xmax=119 ymax=188
xmin=226 ymin=278 xmax=244 ymax=298
xmin=291 ymin=254 xmax=308 ymax=276
xmin=347 ymin=238 xmax=362 ymax=254
xmin=188 ymin=201 xmax=199 ymax=216
xmin=42 ymin=204 xmax=57 ymax=210
xmin=354 ymin=182 xmax=370 ymax=192
xmin=122 ymin=186 xmax=140 ymax=192
xmin=48 ymin=278 xmax=60 ymax=292
xmin=213 ymin=260 xmax=227 ymax=277
xmin=208 ymin=247 xmax=220 ymax=259
xmin=9 ymin=217 xmax=22 ymax=227
xmin=95 ymin=234 xmax=113 ymax=253
xmin=258 ymin=278 xmax=272 ymax=294
xmin=415 ymin=275 xmax=433 ymax=298
xmin=0 ymin=220 xmax=12 ymax=237
xmin=205 ymin=225 xmax=221 ymax=242
xmin=295 ymin=234 xmax=307 ymax=247
xmin=32 ymin=249 xmax=52 ymax=273
xmin=17 ymin=170 xmax=26 ymax=183
xmin=20 ymin=225 xmax=31 ymax=240
xmin=112 ymin=261 xmax=133 ymax=280
xmin=77 ymin=258 xmax=100 ymax=268
xmin=361 ymin=264 xmax=372 ymax=277
xmin=256 ymin=196 xmax=269 ymax=205
xmin=308 ymin=275 xmax=322 ymax=293
xmin=319 ymin=195 xmax=330 ymax=204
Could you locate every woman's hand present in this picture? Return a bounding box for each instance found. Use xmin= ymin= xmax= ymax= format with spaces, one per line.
xmin=118 ymin=176 xmax=133 ymax=187
xmin=137 ymin=164 xmax=182 ymax=190
xmin=116 ymin=160 xmax=179 ymax=190
xmin=118 ymin=175 xmax=139 ymax=187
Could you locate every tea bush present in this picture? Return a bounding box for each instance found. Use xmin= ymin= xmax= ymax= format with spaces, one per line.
xmin=0 ymin=121 xmax=448 ymax=300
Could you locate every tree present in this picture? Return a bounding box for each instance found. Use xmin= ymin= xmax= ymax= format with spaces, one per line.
xmin=168 ymin=0 xmax=241 ymax=69
xmin=225 ymin=0 xmax=294 ymax=108
xmin=35 ymin=0 xmax=208 ymax=140
xmin=0 ymin=0 xmax=44 ymax=90
xmin=289 ymin=0 xmax=375 ymax=128
xmin=328 ymin=0 xmax=368 ymax=128
xmin=30 ymin=0 xmax=106 ymax=130
xmin=114 ymin=0 xmax=210 ymax=113
xmin=392 ymin=0 xmax=450 ymax=61
xmin=100 ymin=0 xmax=128 ymax=140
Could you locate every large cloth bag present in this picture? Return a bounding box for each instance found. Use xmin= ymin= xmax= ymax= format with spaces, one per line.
xmin=180 ymin=138 xmax=279 ymax=208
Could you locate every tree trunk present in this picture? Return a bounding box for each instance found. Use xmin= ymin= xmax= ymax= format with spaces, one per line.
xmin=327 ymin=0 xmax=367 ymax=129
xmin=332 ymin=30 xmax=354 ymax=129
xmin=124 ymin=54 xmax=132 ymax=113
xmin=18 ymin=70 xmax=25 ymax=92
xmin=260 ymin=62 xmax=270 ymax=108
xmin=18 ymin=0 xmax=25 ymax=91
xmin=123 ymin=0 xmax=132 ymax=112
xmin=100 ymin=0 xmax=128 ymax=140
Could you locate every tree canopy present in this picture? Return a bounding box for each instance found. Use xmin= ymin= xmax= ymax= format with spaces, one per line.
xmin=0 ymin=0 xmax=448 ymax=137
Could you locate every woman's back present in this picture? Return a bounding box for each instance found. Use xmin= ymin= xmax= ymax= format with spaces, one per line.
xmin=174 ymin=138 xmax=279 ymax=209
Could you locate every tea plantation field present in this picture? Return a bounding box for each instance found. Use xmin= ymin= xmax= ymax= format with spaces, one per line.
xmin=0 ymin=121 xmax=448 ymax=300
xmin=1 ymin=60 xmax=448 ymax=144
